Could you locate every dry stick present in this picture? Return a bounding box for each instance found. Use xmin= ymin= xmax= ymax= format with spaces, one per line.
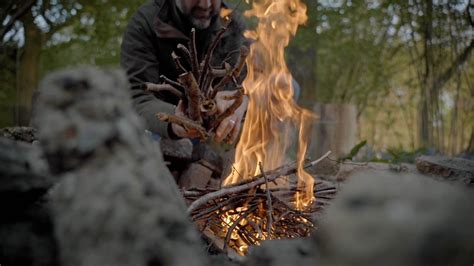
xmin=209 ymin=89 xmax=244 ymax=130
xmin=172 ymin=52 xmax=187 ymax=73
xmin=222 ymin=86 xmax=244 ymax=100
xmin=159 ymin=75 xmax=185 ymax=90
xmin=178 ymin=72 xmax=202 ymax=123
xmin=207 ymin=62 xmax=233 ymax=98
xmin=192 ymin=195 xmax=251 ymax=221
xmin=189 ymin=28 xmax=201 ymax=79
xmin=177 ymin=43 xmax=192 ymax=62
xmin=144 ymin=83 xmax=183 ymax=99
xmin=210 ymin=46 xmax=249 ymax=98
xmin=223 ymin=205 xmax=258 ymax=252
xmin=259 ymin=162 xmax=273 ymax=235
xmin=156 ymin=112 xmax=208 ymax=139
xmin=211 ymin=68 xmax=228 ymax=78
xmin=233 ymin=46 xmax=249 ymax=77
xmin=199 ymin=24 xmax=230 ymax=87
xmin=187 ymin=151 xmax=332 ymax=215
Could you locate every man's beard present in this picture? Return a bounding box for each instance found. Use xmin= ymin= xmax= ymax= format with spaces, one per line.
xmin=189 ymin=15 xmax=212 ymax=30
xmin=176 ymin=0 xmax=217 ymax=29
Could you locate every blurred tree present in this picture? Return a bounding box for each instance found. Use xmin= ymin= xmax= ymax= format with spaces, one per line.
xmin=0 ymin=0 xmax=472 ymax=156
xmin=0 ymin=0 xmax=142 ymax=125
xmin=287 ymin=0 xmax=473 ymax=155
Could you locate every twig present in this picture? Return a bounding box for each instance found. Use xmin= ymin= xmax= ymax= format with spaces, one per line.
xmin=159 ymin=75 xmax=185 ymax=90
xmin=156 ymin=112 xmax=208 ymax=139
xmin=177 ymin=43 xmax=193 ymax=66
xmin=189 ymin=28 xmax=201 ymax=79
xmin=210 ymin=89 xmax=244 ymax=130
xmin=233 ymin=46 xmax=249 ymax=77
xmin=178 ymin=72 xmax=202 ymax=123
xmin=211 ymin=68 xmax=229 ymax=78
xmin=187 ymin=151 xmax=332 ymax=215
xmin=199 ymin=24 xmax=231 ymax=87
xmin=172 ymin=51 xmax=187 ymax=73
xmin=222 ymin=205 xmax=258 ymax=252
xmin=144 ymin=83 xmax=183 ymax=99
xmin=211 ymin=46 xmax=249 ymax=97
xmin=259 ymin=162 xmax=273 ymax=234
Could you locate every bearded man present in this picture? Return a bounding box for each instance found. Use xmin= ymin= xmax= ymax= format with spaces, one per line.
xmin=121 ymin=0 xmax=248 ymax=143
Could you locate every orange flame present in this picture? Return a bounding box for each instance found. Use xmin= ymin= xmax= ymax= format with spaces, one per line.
xmin=223 ymin=0 xmax=315 ymax=208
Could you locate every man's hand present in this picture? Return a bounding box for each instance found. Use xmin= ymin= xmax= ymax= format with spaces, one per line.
xmin=170 ymin=100 xmax=202 ymax=139
xmin=214 ymin=91 xmax=248 ymax=144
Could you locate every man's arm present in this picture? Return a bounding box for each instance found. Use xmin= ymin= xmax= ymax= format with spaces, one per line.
xmin=120 ymin=11 xmax=175 ymax=138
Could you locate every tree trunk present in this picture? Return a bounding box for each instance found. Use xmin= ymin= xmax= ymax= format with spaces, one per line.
xmin=466 ymin=125 xmax=474 ymax=156
xmin=419 ymin=0 xmax=434 ymax=148
xmin=17 ymin=11 xmax=42 ymax=126
xmin=310 ymin=103 xmax=357 ymax=159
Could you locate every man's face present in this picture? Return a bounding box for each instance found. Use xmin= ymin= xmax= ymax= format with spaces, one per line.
xmin=176 ymin=0 xmax=221 ymax=29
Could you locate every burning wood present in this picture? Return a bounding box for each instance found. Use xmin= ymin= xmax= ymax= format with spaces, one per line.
xmin=154 ymin=20 xmax=249 ymax=139
xmin=183 ymin=152 xmax=336 ymax=256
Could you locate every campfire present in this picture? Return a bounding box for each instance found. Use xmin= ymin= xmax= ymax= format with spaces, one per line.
xmin=185 ymin=152 xmax=334 ymax=256
xmin=154 ymin=0 xmax=336 ymax=257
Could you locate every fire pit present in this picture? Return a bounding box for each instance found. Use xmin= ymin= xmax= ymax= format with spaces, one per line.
xmin=183 ymin=152 xmax=336 ymax=257
xmin=161 ymin=0 xmax=330 ymax=257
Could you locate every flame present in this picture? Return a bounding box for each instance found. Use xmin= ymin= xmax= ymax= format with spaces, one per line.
xmin=220 ymin=7 xmax=233 ymax=19
xmin=223 ymin=0 xmax=315 ymax=208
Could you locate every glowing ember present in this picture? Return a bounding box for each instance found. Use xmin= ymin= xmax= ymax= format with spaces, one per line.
xmin=223 ymin=0 xmax=315 ymax=208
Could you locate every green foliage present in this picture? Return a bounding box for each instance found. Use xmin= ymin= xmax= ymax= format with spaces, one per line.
xmin=340 ymin=140 xmax=367 ymax=161
xmin=385 ymin=147 xmax=429 ymax=164
xmin=0 ymin=0 xmax=472 ymax=156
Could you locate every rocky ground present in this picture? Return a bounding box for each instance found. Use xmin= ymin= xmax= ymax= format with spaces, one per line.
xmin=1 ymin=67 xmax=473 ymax=266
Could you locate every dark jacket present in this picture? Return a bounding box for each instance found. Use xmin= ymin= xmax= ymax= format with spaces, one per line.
xmin=120 ymin=0 xmax=247 ymax=137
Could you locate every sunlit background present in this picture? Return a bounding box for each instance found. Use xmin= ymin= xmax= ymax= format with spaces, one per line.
xmin=1 ymin=0 xmax=472 ymax=159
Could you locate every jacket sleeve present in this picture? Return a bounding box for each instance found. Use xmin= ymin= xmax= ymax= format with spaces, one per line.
xmin=120 ymin=11 xmax=175 ymax=138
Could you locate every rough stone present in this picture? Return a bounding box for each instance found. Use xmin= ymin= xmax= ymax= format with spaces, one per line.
xmin=0 ymin=201 xmax=58 ymax=266
xmin=32 ymin=67 xmax=206 ymax=266
xmin=315 ymin=171 xmax=474 ymax=266
xmin=178 ymin=161 xmax=213 ymax=190
xmin=245 ymin=170 xmax=474 ymax=266
xmin=0 ymin=135 xmax=57 ymax=265
xmin=193 ymin=142 xmax=224 ymax=176
xmin=305 ymin=157 xmax=340 ymax=178
xmin=160 ymin=138 xmax=193 ymax=161
xmin=0 ymin=137 xmax=53 ymax=212
xmin=0 ymin=126 xmax=37 ymax=143
xmin=246 ymin=238 xmax=317 ymax=266
xmin=416 ymin=155 xmax=474 ymax=186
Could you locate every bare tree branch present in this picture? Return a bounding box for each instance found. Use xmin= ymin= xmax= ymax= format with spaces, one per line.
xmin=0 ymin=0 xmax=36 ymax=40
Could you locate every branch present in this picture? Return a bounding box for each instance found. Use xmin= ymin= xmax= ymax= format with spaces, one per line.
xmin=189 ymin=28 xmax=200 ymax=79
xmin=199 ymin=23 xmax=230 ymax=87
xmin=172 ymin=51 xmax=188 ymax=73
xmin=144 ymin=83 xmax=183 ymax=99
xmin=0 ymin=0 xmax=36 ymax=40
xmin=259 ymin=162 xmax=273 ymax=234
xmin=187 ymin=151 xmax=332 ymax=215
xmin=433 ymin=39 xmax=474 ymax=93
xmin=210 ymin=89 xmax=244 ymax=130
xmin=156 ymin=112 xmax=209 ymax=139
xmin=160 ymin=75 xmax=185 ymax=90
xmin=178 ymin=72 xmax=202 ymax=123
xmin=211 ymin=46 xmax=249 ymax=96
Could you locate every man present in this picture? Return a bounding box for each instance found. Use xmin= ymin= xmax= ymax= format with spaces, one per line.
xmin=120 ymin=0 xmax=248 ymax=144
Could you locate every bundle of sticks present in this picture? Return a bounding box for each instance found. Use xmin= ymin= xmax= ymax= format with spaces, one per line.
xmin=145 ymin=20 xmax=249 ymax=139
xmin=183 ymin=152 xmax=336 ymax=256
